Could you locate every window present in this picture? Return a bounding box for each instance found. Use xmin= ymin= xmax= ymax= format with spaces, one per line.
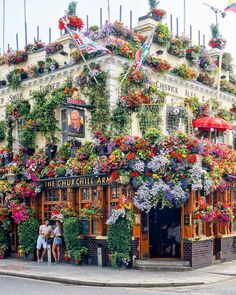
xmin=41 ymin=189 xmax=67 ymax=221
xmin=166 ymin=106 xmax=188 ymax=134
xmin=76 ymin=187 xmax=102 ymax=236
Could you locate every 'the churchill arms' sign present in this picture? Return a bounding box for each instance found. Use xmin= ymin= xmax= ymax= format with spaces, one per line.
xmin=42 ymin=175 xmax=110 ymax=190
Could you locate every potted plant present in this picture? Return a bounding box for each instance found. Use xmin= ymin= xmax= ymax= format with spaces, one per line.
xmin=167 ymin=37 xmax=186 ymax=58
xmin=25 ymin=39 xmax=45 ymax=53
xmin=186 ymin=45 xmax=201 ymax=64
xmin=197 ymin=73 xmax=215 ymax=87
xmin=44 ymin=57 xmax=59 ymax=72
xmin=208 ymin=24 xmax=226 ymax=50
xmin=37 ymin=60 xmax=45 ymax=73
xmin=6 ymin=50 xmax=28 ymax=66
xmin=45 ymin=41 xmax=63 ymax=55
xmin=17 ymin=216 xmax=39 ymax=261
xmin=153 ymin=23 xmax=170 ymax=47
xmin=171 ymin=64 xmax=196 ymax=80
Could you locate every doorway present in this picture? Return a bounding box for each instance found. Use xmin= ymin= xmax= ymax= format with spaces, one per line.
xmin=149 ymin=207 xmax=181 ymax=258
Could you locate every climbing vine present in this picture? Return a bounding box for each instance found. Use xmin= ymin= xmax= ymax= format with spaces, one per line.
xmin=111 ymin=65 xmax=167 ymax=134
xmin=77 ymin=63 xmax=110 ymax=133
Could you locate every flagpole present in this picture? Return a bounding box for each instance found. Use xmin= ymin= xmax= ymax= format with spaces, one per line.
xmin=64 ymin=24 xmax=98 ymax=84
xmin=24 ymin=0 xmax=28 ymax=46
xmin=118 ymin=60 xmax=136 ymax=89
xmin=2 ymin=0 xmax=5 ymax=53
xmin=183 ymin=0 xmax=186 ymax=35
xmin=107 ymin=0 xmax=111 ymax=24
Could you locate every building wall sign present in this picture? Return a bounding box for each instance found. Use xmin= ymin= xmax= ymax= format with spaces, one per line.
xmin=156 ymin=80 xmax=199 ymax=98
xmin=42 ymin=175 xmax=111 ymax=189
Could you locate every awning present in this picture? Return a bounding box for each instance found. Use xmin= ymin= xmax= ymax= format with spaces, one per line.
xmin=192 ymin=117 xmax=234 ymax=132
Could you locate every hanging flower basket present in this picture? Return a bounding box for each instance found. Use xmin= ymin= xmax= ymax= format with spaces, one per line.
xmin=58 ymin=16 xmax=84 ymax=31
xmin=118 ymin=175 xmax=130 ymax=185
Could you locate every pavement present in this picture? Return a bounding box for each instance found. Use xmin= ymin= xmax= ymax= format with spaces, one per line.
xmin=0 ymin=258 xmax=235 ymax=288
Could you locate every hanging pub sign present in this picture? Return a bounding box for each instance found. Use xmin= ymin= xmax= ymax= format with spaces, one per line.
xmin=67 ymin=107 xmax=85 ymax=138
xmin=42 ymin=175 xmax=111 ymax=189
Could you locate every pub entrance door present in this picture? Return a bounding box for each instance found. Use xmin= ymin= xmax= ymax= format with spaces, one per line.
xmin=149 ymin=207 xmax=181 ymax=258
xmin=140 ymin=207 xmax=182 ymax=259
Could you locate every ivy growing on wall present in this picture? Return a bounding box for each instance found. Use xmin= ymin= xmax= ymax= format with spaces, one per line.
xmin=111 ymin=64 xmax=166 ymax=134
xmin=0 ymin=121 xmax=6 ymax=141
xmin=77 ymin=63 xmax=110 ymax=133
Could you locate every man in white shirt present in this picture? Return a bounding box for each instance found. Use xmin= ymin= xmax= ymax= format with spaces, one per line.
xmin=36 ymin=220 xmax=52 ymax=262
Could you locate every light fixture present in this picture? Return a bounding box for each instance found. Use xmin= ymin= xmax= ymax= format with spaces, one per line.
xmin=60 ymin=50 xmax=69 ymax=56
xmin=210 ymin=128 xmax=215 ymax=133
xmin=6 ymin=173 xmax=16 ymax=184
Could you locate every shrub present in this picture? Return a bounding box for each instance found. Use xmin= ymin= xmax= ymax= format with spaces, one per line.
xmin=154 ymin=23 xmax=170 ymax=47
xmin=107 ymin=216 xmax=132 ymax=268
xmin=18 ymin=217 xmax=39 ymax=258
xmin=0 ymin=223 xmax=10 ymax=258
xmin=63 ymin=217 xmax=84 ymax=264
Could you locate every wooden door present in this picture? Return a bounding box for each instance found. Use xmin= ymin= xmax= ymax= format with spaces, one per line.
xmin=140 ymin=212 xmax=149 ymax=259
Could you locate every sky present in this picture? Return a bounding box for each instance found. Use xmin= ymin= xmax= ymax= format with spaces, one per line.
xmin=0 ymin=0 xmax=236 ymax=62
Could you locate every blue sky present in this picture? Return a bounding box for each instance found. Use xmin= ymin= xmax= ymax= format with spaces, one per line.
xmin=1 ymin=0 xmax=236 ymax=61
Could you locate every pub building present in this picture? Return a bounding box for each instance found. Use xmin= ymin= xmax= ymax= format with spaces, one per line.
xmin=0 ymin=7 xmax=236 ymax=270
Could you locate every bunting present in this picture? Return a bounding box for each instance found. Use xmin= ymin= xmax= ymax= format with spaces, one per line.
xmin=225 ymin=1 xmax=236 ymax=13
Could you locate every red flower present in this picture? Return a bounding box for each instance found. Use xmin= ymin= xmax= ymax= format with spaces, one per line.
xmin=59 ymin=16 xmax=84 ymax=31
xmin=111 ymin=170 xmax=119 ymax=180
xmin=131 ymin=171 xmax=139 ymax=177
xmin=127 ymin=153 xmax=135 ymax=160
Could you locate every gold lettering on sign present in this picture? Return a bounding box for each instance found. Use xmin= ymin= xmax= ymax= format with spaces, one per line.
xmin=97 ymin=177 xmax=101 ymax=184
xmin=57 ymin=180 xmax=62 ymax=187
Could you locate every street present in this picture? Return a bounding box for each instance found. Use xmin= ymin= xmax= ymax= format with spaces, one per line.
xmin=0 ymin=275 xmax=235 ymax=295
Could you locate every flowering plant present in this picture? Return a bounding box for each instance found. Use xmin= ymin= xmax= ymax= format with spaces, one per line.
xmin=193 ymin=196 xmax=216 ymax=224
xmin=45 ymin=41 xmax=63 ymax=55
xmin=151 ymin=8 xmax=166 ymax=20
xmin=58 ymin=16 xmax=84 ymax=30
xmin=24 ymin=150 xmax=47 ymax=181
xmin=25 ymin=40 xmax=45 ymax=53
xmin=197 ymin=73 xmax=215 ymax=87
xmin=14 ymin=180 xmax=41 ymax=198
xmin=167 ymin=37 xmax=186 ymax=58
xmin=6 ymin=50 xmax=28 ymax=66
xmin=80 ymin=203 xmax=102 ymax=219
xmin=186 ymin=45 xmax=201 ymax=64
xmin=199 ymin=53 xmax=217 ymax=73
xmin=8 ymin=201 xmax=33 ymax=224
xmin=154 ymin=23 xmax=170 ymax=47
xmin=105 ymin=37 xmax=135 ymax=59
xmin=216 ymin=203 xmax=234 ymax=224
xmin=172 ymin=64 xmax=196 ymax=80
xmin=208 ymin=24 xmax=226 ymax=50
xmin=220 ymin=80 xmax=236 ymax=96
xmin=145 ymin=56 xmax=171 ymax=74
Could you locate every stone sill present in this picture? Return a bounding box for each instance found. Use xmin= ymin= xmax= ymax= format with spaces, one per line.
xmin=84 ymin=235 xmax=138 ymax=241
xmin=183 ymin=236 xmax=215 ymax=242
xmin=216 ymin=233 xmax=236 ymax=239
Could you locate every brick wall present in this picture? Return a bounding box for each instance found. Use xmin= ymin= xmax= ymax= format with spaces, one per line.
xmin=216 ymin=236 xmax=236 ymax=262
xmin=183 ymin=239 xmax=214 ymax=269
xmin=83 ymin=237 xmax=139 ymax=266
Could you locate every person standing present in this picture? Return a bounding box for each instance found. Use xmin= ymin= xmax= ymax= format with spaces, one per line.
xmin=36 ymin=220 xmax=52 ymax=263
xmin=52 ymin=221 xmax=63 ymax=263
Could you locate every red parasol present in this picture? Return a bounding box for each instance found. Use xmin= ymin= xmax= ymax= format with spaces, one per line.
xmin=192 ymin=117 xmax=234 ymax=132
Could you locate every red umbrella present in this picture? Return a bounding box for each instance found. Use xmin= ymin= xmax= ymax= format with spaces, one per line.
xmin=192 ymin=117 xmax=234 ymax=132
